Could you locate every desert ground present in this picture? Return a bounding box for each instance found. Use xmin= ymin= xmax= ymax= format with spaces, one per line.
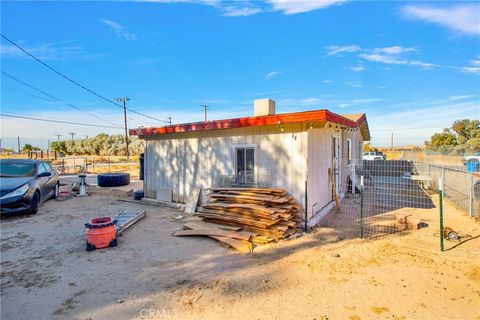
xmin=1 ymin=186 xmax=479 ymax=320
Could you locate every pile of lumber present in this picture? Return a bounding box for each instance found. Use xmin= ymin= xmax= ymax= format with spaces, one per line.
xmin=197 ymin=187 xmax=302 ymax=241
xmin=174 ymin=222 xmax=254 ymax=253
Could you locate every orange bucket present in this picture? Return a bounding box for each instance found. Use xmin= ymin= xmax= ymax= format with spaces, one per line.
xmin=85 ymin=217 xmax=117 ymax=251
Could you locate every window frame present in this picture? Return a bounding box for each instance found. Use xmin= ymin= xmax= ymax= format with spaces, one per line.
xmin=346 ymin=139 xmax=352 ymax=164
xmin=233 ymin=144 xmax=257 ymax=185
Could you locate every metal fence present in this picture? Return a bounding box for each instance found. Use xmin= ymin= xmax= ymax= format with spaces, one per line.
xmin=412 ymin=162 xmax=479 ymax=217
xmin=50 ymin=156 xmax=139 ymax=176
xmin=344 ymin=160 xmax=436 ymax=238
xmin=331 ymin=159 xmax=478 ymax=241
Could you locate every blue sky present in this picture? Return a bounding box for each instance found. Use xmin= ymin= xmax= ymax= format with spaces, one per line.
xmin=1 ymin=0 xmax=479 ymax=149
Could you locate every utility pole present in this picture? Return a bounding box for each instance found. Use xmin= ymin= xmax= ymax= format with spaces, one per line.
xmin=116 ymin=97 xmax=130 ymax=160
xmin=17 ymin=136 xmax=20 ymax=154
xmin=201 ymin=105 xmax=209 ymax=122
xmin=55 ymin=134 xmax=62 ymax=142
xmin=68 ymin=132 xmax=76 ymax=141
xmin=391 ymin=132 xmax=394 ymax=152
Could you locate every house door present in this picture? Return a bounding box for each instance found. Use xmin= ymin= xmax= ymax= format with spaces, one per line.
xmin=332 ymin=136 xmax=340 ymax=200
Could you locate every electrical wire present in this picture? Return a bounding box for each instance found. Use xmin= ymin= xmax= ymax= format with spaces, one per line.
xmin=1 ymin=34 xmax=171 ymax=124
xmin=0 ymin=113 xmax=124 ymax=129
xmin=1 ymin=71 xmax=122 ymax=127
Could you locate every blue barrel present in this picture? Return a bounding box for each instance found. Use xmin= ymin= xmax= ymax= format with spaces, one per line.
xmin=467 ymin=161 xmax=479 ymax=172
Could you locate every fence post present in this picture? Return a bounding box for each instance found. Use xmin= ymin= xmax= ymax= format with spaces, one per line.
xmin=360 ymin=175 xmax=364 ymax=239
xmin=61 ymin=158 xmax=65 ymax=175
xmin=439 ymin=177 xmax=445 ymax=252
xmin=469 ymin=173 xmax=473 ymax=217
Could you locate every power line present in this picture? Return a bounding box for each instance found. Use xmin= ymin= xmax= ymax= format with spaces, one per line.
xmin=2 ymin=86 xmax=56 ymax=102
xmin=1 ymin=71 xmax=122 ymax=128
xmin=1 ymin=34 xmax=171 ymax=124
xmin=0 ymin=113 xmax=124 ymax=129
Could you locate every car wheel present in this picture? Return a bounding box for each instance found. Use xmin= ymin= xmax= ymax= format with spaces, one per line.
xmin=52 ymin=183 xmax=59 ymax=199
xmin=30 ymin=191 xmax=40 ymax=214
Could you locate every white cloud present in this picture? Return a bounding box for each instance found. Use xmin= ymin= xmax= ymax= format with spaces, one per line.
xmin=352 ymin=98 xmax=382 ymax=104
xmin=221 ymin=5 xmax=261 ymax=16
xmin=368 ymin=100 xmax=479 ymax=146
xmin=326 ymin=44 xmax=438 ymax=70
xmin=373 ymin=46 xmax=417 ymax=55
xmin=100 ymin=19 xmax=138 ymax=41
xmin=402 ymin=4 xmax=480 ymax=36
xmin=358 ymin=52 xmax=435 ymax=69
xmin=0 ymin=41 xmax=83 ymax=60
xmin=326 ymin=45 xmax=361 ymax=56
xmin=448 ymin=95 xmax=476 ymax=101
xmin=323 ymin=80 xmax=334 ymax=84
xmin=350 ymin=66 xmax=366 ymax=72
xmin=300 ymin=98 xmax=320 ymax=104
xmin=344 ymin=81 xmax=363 ymax=88
xmin=268 ymin=0 xmax=346 ymax=15
xmin=461 ymin=57 xmax=480 ymax=74
xmin=265 ymin=71 xmax=282 ymax=80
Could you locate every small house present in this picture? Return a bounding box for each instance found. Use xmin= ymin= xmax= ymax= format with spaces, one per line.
xmin=130 ymin=99 xmax=370 ymax=224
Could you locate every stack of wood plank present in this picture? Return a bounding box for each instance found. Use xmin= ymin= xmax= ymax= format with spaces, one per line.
xmin=197 ymin=187 xmax=302 ymax=241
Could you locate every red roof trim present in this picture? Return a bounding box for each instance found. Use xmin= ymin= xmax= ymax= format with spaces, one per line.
xmin=130 ymin=109 xmax=367 ymax=137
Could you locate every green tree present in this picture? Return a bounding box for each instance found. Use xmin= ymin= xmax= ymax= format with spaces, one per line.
xmin=429 ymin=132 xmax=457 ymax=148
xmin=22 ymin=144 xmax=33 ymax=152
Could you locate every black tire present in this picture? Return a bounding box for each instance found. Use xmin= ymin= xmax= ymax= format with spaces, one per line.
xmin=133 ymin=189 xmax=144 ymax=200
xmin=30 ymin=191 xmax=40 ymax=214
xmin=97 ymin=173 xmax=130 ymax=187
xmin=108 ymin=239 xmax=118 ymax=247
xmin=86 ymin=242 xmax=96 ymax=251
xmin=52 ymin=183 xmax=59 ymax=199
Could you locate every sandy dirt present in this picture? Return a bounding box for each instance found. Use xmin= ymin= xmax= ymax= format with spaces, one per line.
xmin=1 ymin=188 xmax=479 ymax=320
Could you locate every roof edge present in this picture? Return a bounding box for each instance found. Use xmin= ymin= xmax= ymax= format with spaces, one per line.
xmin=130 ymin=109 xmax=368 ymax=138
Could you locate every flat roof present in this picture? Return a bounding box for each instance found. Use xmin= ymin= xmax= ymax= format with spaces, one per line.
xmin=130 ymin=109 xmax=370 ymax=139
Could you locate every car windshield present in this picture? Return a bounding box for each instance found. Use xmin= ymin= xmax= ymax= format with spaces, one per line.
xmin=0 ymin=163 xmax=36 ymax=177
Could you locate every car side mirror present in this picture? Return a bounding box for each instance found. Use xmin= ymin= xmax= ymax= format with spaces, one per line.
xmin=37 ymin=172 xmax=51 ymax=177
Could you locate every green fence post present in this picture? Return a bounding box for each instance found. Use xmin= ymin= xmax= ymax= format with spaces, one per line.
xmin=439 ymin=177 xmax=445 ymax=252
xmin=360 ymin=175 xmax=364 ymax=239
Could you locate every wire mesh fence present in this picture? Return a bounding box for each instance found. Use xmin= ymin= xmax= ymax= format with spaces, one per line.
xmin=340 ymin=160 xmax=436 ymax=239
xmin=333 ymin=159 xmax=478 ymax=241
xmin=412 ymin=162 xmax=479 ymax=217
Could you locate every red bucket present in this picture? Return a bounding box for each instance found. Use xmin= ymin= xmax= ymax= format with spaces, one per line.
xmin=85 ymin=217 xmax=117 ymax=251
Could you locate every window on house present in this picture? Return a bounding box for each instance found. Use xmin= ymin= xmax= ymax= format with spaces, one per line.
xmin=347 ymin=139 xmax=352 ymax=164
xmin=235 ymin=147 xmax=255 ymax=185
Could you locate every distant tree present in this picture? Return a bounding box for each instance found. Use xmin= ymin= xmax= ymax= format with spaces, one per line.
xmin=429 ymin=132 xmax=457 ymax=148
xmin=50 ymin=141 xmax=66 ymax=153
xmin=50 ymin=134 xmax=145 ymax=156
xmin=426 ymin=119 xmax=479 ymax=154
xmin=22 ymin=144 xmax=33 ymax=152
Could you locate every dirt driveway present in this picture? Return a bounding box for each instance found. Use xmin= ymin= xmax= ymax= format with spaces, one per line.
xmin=1 ymin=189 xmax=479 ymax=320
